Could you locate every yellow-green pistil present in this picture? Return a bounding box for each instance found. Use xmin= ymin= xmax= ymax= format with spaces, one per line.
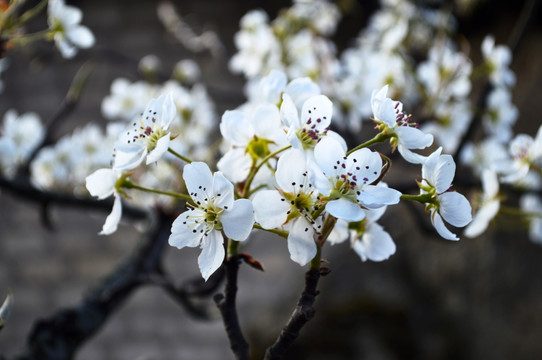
xmin=282 ymin=190 xmax=316 ymax=223
xmin=246 ymin=135 xmax=273 ymax=161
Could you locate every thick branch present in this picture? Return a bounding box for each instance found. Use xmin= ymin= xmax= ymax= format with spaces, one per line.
xmin=264 ymin=268 xmax=321 ymax=360
xmin=213 ymin=255 xmax=250 ymax=360
xmin=14 ymin=212 xmax=172 ymax=360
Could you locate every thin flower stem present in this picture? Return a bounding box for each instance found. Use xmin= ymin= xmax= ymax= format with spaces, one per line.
xmin=500 ymin=205 xmax=542 ymax=218
xmin=244 ymin=145 xmax=291 ymax=197
xmin=8 ymin=29 xmax=50 ymax=45
xmin=124 ymin=182 xmax=192 ymax=202
xmin=401 ymin=193 xmax=435 ymax=204
xmin=168 ymin=147 xmax=192 ymax=163
xmin=13 ymin=0 xmax=47 ymax=27
xmin=346 ymin=132 xmax=391 ymax=156
xmin=253 ymin=223 xmax=288 ymax=238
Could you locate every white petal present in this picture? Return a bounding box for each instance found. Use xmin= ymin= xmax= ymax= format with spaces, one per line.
xmin=326 ymin=198 xmax=365 ymax=222
xmin=85 ymin=168 xmax=117 ymax=199
xmin=221 ymin=199 xmax=255 ymax=241
xmin=198 ymin=230 xmax=225 ymax=281
xmin=301 ymin=95 xmax=332 ymax=130
xmin=395 ymin=126 xmax=433 ymax=150
xmin=464 ymin=199 xmax=500 ymax=238
xmin=287 ymin=218 xmax=317 ymax=266
xmin=146 ymin=133 xmax=170 ymax=165
xmin=439 ymin=192 xmax=472 ymax=227
xmin=275 ymin=148 xmax=308 ymax=192
xmin=431 ymin=210 xmax=459 ymax=241
xmin=349 ymin=148 xmax=382 ymax=184
xmin=66 ymin=26 xmax=94 ymax=48
xmin=481 ymin=169 xmax=499 ymax=198
xmin=183 ymin=162 xmax=213 ymax=202
xmin=313 ymin=136 xmax=345 ymax=176
xmin=252 ymin=103 xmax=282 ymax=137
xmin=212 ymin=172 xmax=235 ymax=210
xmin=423 ymin=152 xmax=456 ymax=194
xmin=253 ymin=190 xmax=290 ymax=229
xmin=220 ymin=110 xmax=253 ymax=145
xmin=357 ymin=185 xmax=401 ymax=209
xmin=217 ymin=148 xmax=252 ymax=184
xmin=352 ymin=223 xmax=395 ymax=262
xmin=280 ymin=93 xmax=301 ymax=129
xmin=99 ymin=194 xmax=122 ymax=235
xmin=169 ymin=210 xmax=205 ymax=249
xmin=113 ymin=144 xmax=147 ymax=171
xmin=397 ymin=145 xmax=427 ymax=164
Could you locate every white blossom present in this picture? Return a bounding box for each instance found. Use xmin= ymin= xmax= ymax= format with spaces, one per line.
xmin=48 ymin=0 xmax=95 ymax=58
xmin=169 ymin=162 xmax=255 ymax=280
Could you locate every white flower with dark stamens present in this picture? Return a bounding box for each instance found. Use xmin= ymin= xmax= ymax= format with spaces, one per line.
xmin=280 ymin=93 xmax=346 ymax=154
xmin=252 ymin=149 xmax=322 ymax=265
xmin=464 ymin=169 xmax=500 ymax=238
xmin=113 ymin=93 xmax=176 ymax=171
xmin=169 ymin=162 xmax=255 ymax=281
xmin=85 ymin=168 xmax=123 ymax=235
xmin=371 ymin=85 xmax=433 ymax=164
xmin=420 ymin=148 xmax=472 ymax=241
xmin=48 ymin=0 xmax=95 ymax=59
xmin=310 ymin=137 xmax=402 ymax=222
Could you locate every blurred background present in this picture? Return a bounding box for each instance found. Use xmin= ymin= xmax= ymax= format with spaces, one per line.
xmin=1 ymin=0 xmax=542 ymax=359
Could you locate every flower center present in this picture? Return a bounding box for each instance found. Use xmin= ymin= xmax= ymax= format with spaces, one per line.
xmin=246 ymin=136 xmax=272 ymax=160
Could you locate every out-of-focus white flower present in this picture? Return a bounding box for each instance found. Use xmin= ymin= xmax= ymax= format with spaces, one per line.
xmin=371 ymin=85 xmax=433 ymax=163
xmin=460 ymin=138 xmax=509 ymax=177
xmin=311 ymin=137 xmax=402 ymax=222
xmin=252 ymin=149 xmax=321 ymax=266
xmin=48 ymin=0 xmax=95 ymax=58
xmin=420 ymin=148 xmax=472 ymax=240
xmin=101 ymin=78 xmax=156 ymax=121
xmin=113 ymin=93 xmax=176 ymax=171
xmin=169 ymin=162 xmax=254 ymax=280
xmin=0 ymin=110 xmax=44 ymax=177
xmin=421 ymin=100 xmax=471 ymax=153
xmin=500 ymin=126 xmax=542 ymax=184
xmin=173 ymin=59 xmax=201 ymax=85
xmin=481 ymin=35 xmax=516 ymax=88
xmin=464 ymin=169 xmax=500 ymax=238
xmin=520 ymin=194 xmax=542 ymax=244
xmin=482 ymin=87 xmax=518 ymax=143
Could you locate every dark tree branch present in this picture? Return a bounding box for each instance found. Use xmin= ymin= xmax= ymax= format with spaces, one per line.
xmin=264 ymin=268 xmax=321 ymax=360
xmin=14 ymin=211 xmax=172 ymax=360
xmin=214 ymin=255 xmax=250 ymax=360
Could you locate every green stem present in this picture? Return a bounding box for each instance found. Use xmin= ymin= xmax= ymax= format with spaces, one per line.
xmin=400 ymin=193 xmax=435 ymax=204
xmin=122 ymin=180 xmax=192 ymax=202
xmin=346 ymin=132 xmax=391 ymax=156
xmin=8 ymin=29 xmax=49 ymax=46
xmin=168 ymin=147 xmax=192 ymax=163
xmin=244 ymin=145 xmax=291 ymax=197
xmin=500 ymin=205 xmax=542 ymax=218
xmin=13 ymin=0 xmax=47 ymax=27
xmin=228 ymin=238 xmax=240 ymax=256
xmin=253 ymin=223 xmax=288 ymax=238
xmin=310 ymin=245 xmax=321 ymax=270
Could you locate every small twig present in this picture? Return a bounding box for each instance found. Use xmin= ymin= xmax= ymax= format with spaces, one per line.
xmin=213 ymin=255 xmax=250 ymax=360
xmin=264 ymin=268 xmax=321 ymax=360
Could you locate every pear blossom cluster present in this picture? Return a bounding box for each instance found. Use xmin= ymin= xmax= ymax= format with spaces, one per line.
xmin=1 ymin=0 xmax=540 ymax=284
